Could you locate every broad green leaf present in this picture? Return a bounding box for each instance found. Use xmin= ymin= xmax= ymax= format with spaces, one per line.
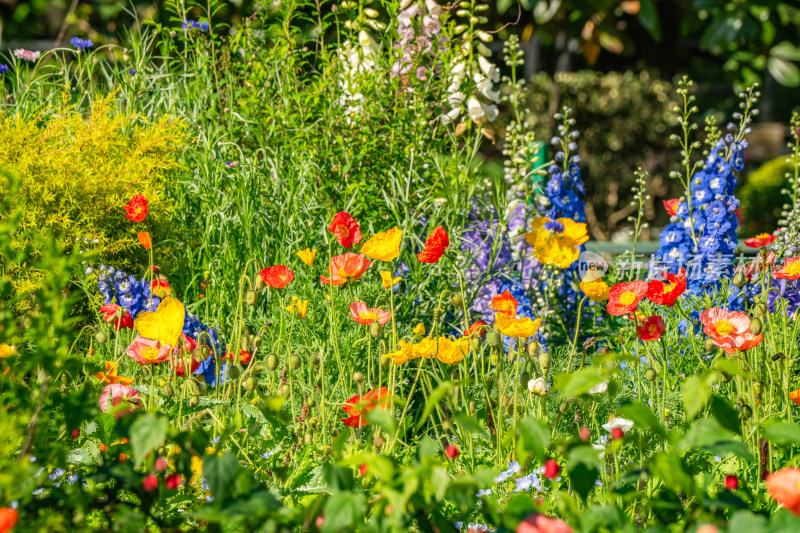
xmin=763 ymin=421 xmax=800 ymax=445
xmin=681 ymin=371 xmax=717 ymax=418
xmin=518 ymin=416 xmax=551 ymax=462
xmin=618 ymin=401 xmax=666 ymax=438
xmin=728 ymin=510 xmax=767 ymax=532
xmin=649 ymin=451 xmax=694 ymax=495
xmin=321 ymin=492 xmax=366 ymax=533
xmin=365 ymin=405 xmax=396 ymax=435
xmin=567 ymin=446 xmax=601 ymax=501
xmin=553 ymin=366 xmax=605 ymax=398
xmin=771 ymin=42 xmax=800 ymax=62
xmin=129 ymin=413 xmax=168 ymax=468
xmin=768 ymin=57 xmax=800 ymax=87
xmin=710 ymin=396 xmax=742 ymax=436
xmin=638 ymin=0 xmax=661 ymax=41
xmin=203 ymin=451 xmax=241 ymax=504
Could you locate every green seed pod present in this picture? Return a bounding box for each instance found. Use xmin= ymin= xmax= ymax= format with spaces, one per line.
xmin=539 ymin=352 xmax=552 ymax=376
xmin=245 ymin=289 xmax=258 ymax=306
xmin=520 ymin=371 xmax=530 ymax=386
xmin=740 ymin=404 xmax=753 ymax=420
xmin=489 ymin=354 xmax=499 ymax=366
xmin=305 ymin=397 xmax=316 ymax=408
xmin=252 ymin=362 xmax=266 ymax=374
xmin=505 ymin=404 xmax=514 ymax=416
xmin=228 ymin=366 xmax=242 ymax=380
xmin=304 ymin=433 xmax=312 ymax=444
xmin=527 ymin=341 xmax=539 ymax=358
xmin=754 ymin=382 xmax=763 ymax=395
xmin=253 ymin=336 xmax=262 ymax=349
xmin=240 ymin=335 xmax=251 ymax=351
xmin=704 ymin=337 xmax=716 ymax=352
xmin=559 ymin=402 xmax=570 ymax=414
xmin=749 ymin=317 xmax=763 ymax=335
xmin=756 ymin=303 xmax=768 ymax=317
xmin=162 ymin=383 xmax=175 ymax=398
xmin=201 ymin=345 xmax=211 ymax=358
xmin=451 ymin=293 xmax=463 ymax=307
xmin=487 ymin=332 xmax=502 ymax=349
xmin=187 ymin=379 xmax=201 ymax=395
xmin=95 ymin=331 xmax=108 ymax=345
xmin=278 ymin=385 xmax=289 ymax=397
xmin=645 ymin=368 xmax=657 ymax=382
xmin=255 ymin=275 xmax=267 ymax=291
xmin=732 ymin=272 xmax=747 ymax=287
xmin=244 ymin=376 xmax=257 ymax=391
xmin=290 ymin=355 xmax=301 ymax=370
xmin=188 ymin=395 xmax=200 ymax=408
xmin=719 ymin=370 xmax=733 ymax=383
xmin=196 ymin=381 xmax=208 ymax=396
xmin=330 ymin=428 xmax=339 ymax=437
xmin=470 ymin=337 xmax=481 ymax=352
xmin=369 ymin=321 xmax=383 ymax=339
xmin=353 ymin=371 xmax=363 ymax=384
xmin=374 ymin=435 xmax=384 ymax=449
xmin=267 ymin=355 xmax=279 ymax=371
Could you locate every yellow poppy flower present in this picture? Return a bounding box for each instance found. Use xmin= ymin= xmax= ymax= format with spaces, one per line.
xmin=524 ymin=217 xmax=589 ymax=269
xmin=412 ymin=322 xmax=426 ymax=336
xmin=135 ymin=297 xmax=186 ymax=348
xmin=435 ymin=338 xmax=469 ymax=364
xmin=297 ymin=248 xmax=317 ymax=266
xmin=0 ymin=343 xmax=18 ymax=358
xmin=495 ymin=313 xmax=541 ymax=338
xmin=385 ymin=340 xmax=417 ymax=365
xmin=361 ymin=227 xmax=403 ymax=262
xmin=580 ymin=277 xmax=611 ymax=302
xmin=286 ymin=296 xmax=309 ymax=318
xmin=381 ymin=271 xmax=402 ymax=289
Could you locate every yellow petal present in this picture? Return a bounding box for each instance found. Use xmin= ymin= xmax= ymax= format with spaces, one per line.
xmin=135 ymin=296 xmax=185 ymax=348
xmin=361 ymin=228 xmax=403 ymax=262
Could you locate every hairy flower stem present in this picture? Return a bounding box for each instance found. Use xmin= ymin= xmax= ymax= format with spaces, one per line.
xmin=566 ymin=296 xmax=588 ymax=372
xmin=389 ymin=360 xmax=425 ymax=453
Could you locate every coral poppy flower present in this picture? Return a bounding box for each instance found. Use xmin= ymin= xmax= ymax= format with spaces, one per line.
xmin=224 ymin=350 xmax=252 ymax=365
xmin=744 ymin=233 xmax=776 ymax=249
xmin=580 ymin=277 xmax=611 ymax=302
xmin=127 ymin=336 xmax=171 ymax=365
xmin=99 ymin=383 xmax=141 ymax=419
xmin=94 ymin=361 xmax=134 ymax=386
xmin=151 ymin=279 xmax=172 ymax=298
xmin=171 ymin=354 xmax=200 ymax=377
xmin=647 ymin=268 xmax=687 ymax=307
xmin=296 ymin=248 xmax=317 ymax=266
xmin=791 ymin=389 xmax=800 ymax=407
xmin=525 ymin=217 xmax=589 ymax=269
xmin=463 ymin=320 xmax=488 ymax=338
xmin=517 ymin=513 xmax=573 ymax=533
xmin=663 ymin=198 xmax=681 ymax=217
xmin=417 ymin=226 xmax=450 ymax=263
xmin=124 ymin=194 xmax=149 ymax=222
xmin=100 ymin=303 xmax=134 ymax=330
xmin=380 ymin=271 xmax=402 ymax=289
xmin=766 ymin=468 xmax=800 ymax=515
xmin=699 ymin=307 xmax=763 ymax=354
xmin=320 ymin=253 xmax=371 ymax=285
xmin=361 ymin=227 xmax=403 ymax=262
xmin=607 ymin=281 xmax=648 ymax=316
xmin=259 ymin=265 xmax=295 ymax=289
xmin=171 ymin=333 xmax=197 ymax=355
xmin=286 ymin=296 xmax=309 ymax=318
xmin=0 ymin=507 xmax=18 ymax=533
xmin=138 ymin=231 xmax=152 ymax=250
xmin=492 ymin=291 xmax=519 ymax=319
xmin=741 ymin=250 xmax=776 ymax=280
xmin=495 ymin=314 xmax=541 ymax=338
xmin=775 ymin=257 xmax=800 ymax=280
xmin=328 ymin=212 xmax=362 ymax=249
xmin=637 ymin=316 xmax=665 ymax=341
xmin=349 ymin=302 xmax=391 ymax=326
xmin=341 ymin=387 xmax=391 ymax=427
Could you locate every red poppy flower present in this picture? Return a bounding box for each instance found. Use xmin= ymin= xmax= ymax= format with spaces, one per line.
xmin=417 ymin=226 xmax=449 ymax=263
xmin=100 ymin=303 xmax=134 ymax=330
xmin=637 ymin=316 xmax=665 ymax=341
xmin=775 ymin=257 xmax=800 ymax=280
xmin=663 ymin=198 xmax=680 ymax=217
xmin=463 ymin=320 xmax=488 ymax=338
xmin=491 ymin=291 xmax=519 ymax=319
xmin=320 ymin=253 xmax=371 ymax=285
xmin=328 ymin=212 xmax=362 ymax=249
xmin=138 ymin=231 xmax=152 ymax=250
xmin=259 ymin=265 xmax=295 ymax=289
xmin=445 ymin=444 xmax=459 ymax=459
xmin=0 ymin=508 xmax=18 ymax=533
xmin=224 ymin=350 xmax=252 ymax=365
xmin=544 ymin=459 xmax=560 ymax=479
xmin=151 ymin=279 xmax=172 ymax=298
xmin=744 ymin=233 xmax=776 ymax=249
xmin=607 ymin=281 xmax=648 ymax=316
xmin=124 ymin=194 xmax=149 ymax=222
xmin=341 ymin=387 xmax=391 ymax=427
xmin=171 ymin=354 xmax=200 ymax=377
xmin=647 ymin=268 xmax=686 ymax=307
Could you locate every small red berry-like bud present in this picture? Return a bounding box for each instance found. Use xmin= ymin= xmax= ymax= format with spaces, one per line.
xmin=99 ymin=443 xmax=107 ymax=452
xmin=579 ymin=427 xmax=590 ymax=441
xmin=445 ymin=444 xmax=460 ymax=459
xmin=119 ymin=453 xmax=128 ymax=462
xmin=611 ymin=428 xmax=624 ymax=440
xmin=155 ymin=457 xmax=167 ymax=473
xmin=71 ymin=429 xmax=80 ymax=439
xmin=315 ymin=515 xmax=325 ymax=528
xmin=142 ymin=474 xmax=158 ymax=492
xmin=544 ymin=459 xmax=560 ymax=479
xmin=358 ymin=464 xmax=368 ymax=477
xmin=165 ymin=474 xmax=182 ymax=490
xmin=725 ymin=475 xmax=739 ymax=490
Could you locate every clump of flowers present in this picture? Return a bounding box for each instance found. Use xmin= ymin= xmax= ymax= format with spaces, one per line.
xmin=70 ymin=37 xmax=94 ymax=51
xmin=13 ymin=49 xmax=41 ymax=62
xmin=182 ymin=20 xmax=210 ymax=32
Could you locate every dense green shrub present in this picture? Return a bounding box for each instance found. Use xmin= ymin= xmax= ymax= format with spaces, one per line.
xmin=739 ymin=155 xmax=794 ymax=236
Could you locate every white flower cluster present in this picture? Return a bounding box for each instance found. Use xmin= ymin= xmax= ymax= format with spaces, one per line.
xmin=336 ymin=31 xmax=380 ymax=124
xmin=392 ymin=0 xmax=443 ymax=81
xmin=13 ymin=49 xmax=41 ymax=62
xmin=440 ymin=54 xmax=500 ymax=126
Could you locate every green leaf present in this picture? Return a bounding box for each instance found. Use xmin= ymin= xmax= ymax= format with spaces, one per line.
xmin=129 ymin=413 xmax=168 ymax=468
xmin=710 ymin=396 xmax=742 ymax=436
xmin=649 ymin=451 xmax=694 ymax=495
xmin=415 ymin=381 xmax=453 ymax=430
xmin=728 ymin=510 xmax=767 ymax=532
xmin=203 ymin=451 xmax=241 ymax=504
xmin=365 ymin=405 xmax=396 ymax=435
xmin=771 ymin=42 xmax=800 ymax=62
xmin=681 ymin=371 xmax=717 ymax=418
xmin=566 ymin=446 xmax=601 ymax=501
xmin=763 ymin=421 xmax=800 ymax=445
xmin=618 ymin=401 xmax=666 ymax=438
xmin=638 ymin=0 xmax=661 ymax=41
xmin=679 ymin=418 xmax=753 ymax=461
xmin=321 ymin=492 xmax=366 ymax=533
xmin=518 ymin=416 xmax=551 ymax=462
xmin=768 ymin=57 xmax=800 ymax=87
xmin=553 ymin=366 xmax=605 ymax=398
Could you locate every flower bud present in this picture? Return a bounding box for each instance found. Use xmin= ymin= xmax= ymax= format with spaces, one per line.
xmin=255 ymin=275 xmax=267 ymax=291
xmin=267 ymin=354 xmax=279 ymax=371
xmin=246 ymin=289 xmax=258 ymax=306
xmin=749 ymin=317 xmax=763 ymax=335
xmin=290 ymin=355 xmax=301 ymax=370
xmin=704 ymin=337 xmax=716 ymax=352
xmin=756 ymin=303 xmax=768 ymax=317
xmin=369 ymin=321 xmax=383 ymax=339
xmin=228 ymin=366 xmax=242 ymax=380
xmin=740 ymin=404 xmax=753 ymax=420
xmin=539 ymin=352 xmax=551 ymax=376
xmin=162 ymin=383 xmax=175 ymax=398
xmin=487 ymin=332 xmax=502 ymax=349
xmin=733 ymin=273 xmax=746 ymax=287
xmin=772 ymin=352 xmax=785 ymax=361
xmin=527 ymin=341 xmax=539 ymax=358
xmin=528 ymin=377 xmax=548 ymax=396
xmin=253 ymin=336 xmax=262 ymax=349
xmin=719 ymin=370 xmax=733 ymax=383
xmin=240 ymin=335 xmax=251 ymax=351
xmin=645 ymin=368 xmax=657 ymax=382
xmin=188 ymin=395 xmax=200 ymax=408
xmin=353 ymin=371 xmax=363 ymax=384
xmin=451 ymin=293 xmax=463 ymax=307
xmin=244 ymin=376 xmax=257 ymax=391
xmin=95 ymin=331 xmax=108 ymax=344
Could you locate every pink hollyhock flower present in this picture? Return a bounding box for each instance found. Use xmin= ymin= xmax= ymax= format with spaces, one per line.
xmin=100 ymin=303 xmax=133 ymax=330
xmin=517 ymin=513 xmax=573 ymax=533
xmin=348 ymin=302 xmax=391 ymax=326
xmin=99 ymin=383 xmax=141 ymax=419
xmin=126 ymin=336 xmax=171 ymax=365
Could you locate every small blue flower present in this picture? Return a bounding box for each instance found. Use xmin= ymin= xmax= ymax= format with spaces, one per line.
xmin=476 ymin=488 xmax=492 ymax=498
xmin=513 ymin=472 xmax=541 ymax=492
xmin=49 ymin=468 xmax=66 ymax=481
xmin=70 ymin=37 xmax=94 ymax=51
xmin=128 ymin=69 xmax=136 ymax=76
xmin=0 ymin=64 xmax=9 ymax=74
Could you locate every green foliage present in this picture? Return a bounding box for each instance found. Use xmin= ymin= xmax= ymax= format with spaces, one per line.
xmin=740 ymin=155 xmax=794 ymax=235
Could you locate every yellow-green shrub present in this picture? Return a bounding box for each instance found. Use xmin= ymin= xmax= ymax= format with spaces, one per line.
xmin=0 ymin=95 xmax=186 ymax=308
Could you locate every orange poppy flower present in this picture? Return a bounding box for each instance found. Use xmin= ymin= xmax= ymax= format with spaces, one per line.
xmin=341 ymin=387 xmax=392 ymax=427
xmin=259 ymin=265 xmax=295 ymax=289
xmin=491 ymin=291 xmax=519 ymax=319
xmin=699 ymin=307 xmax=763 ymax=354
xmin=766 ymin=468 xmax=800 ymax=515
xmin=647 ymin=268 xmax=686 ymax=307
xmin=348 ymin=302 xmax=391 ymax=326
xmin=320 ymin=253 xmax=371 ymax=285
xmin=790 ymin=389 xmax=800 ymax=407
xmin=94 ymin=361 xmax=134 ymax=385
xmin=607 ymin=281 xmax=648 ymax=316
xmin=224 ymin=350 xmax=252 ymax=365
xmin=637 ymin=316 xmax=665 ymax=341
xmin=138 ymin=231 xmax=152 ymax=250
xmin=743 ymin=233 xmax=776 ymax=249
xmin=417 ymin=226 xmax=449 ymax=263
xmin=0 ymin=507 xmax=18 ymax=533
xmin=775 ymin=257 xmax=800 ymax=280
xmin=328 ymin=212 xmax=362 ymax=249
xmin=463 ymin=320 xmax=487 ymax=338
xmin=124 ymin=194 xmax=148 ymax=222
xmin=662 ymin=198 xmax=680 ymax=217
xmin=100 ymin=303 xmax=134 ymax=330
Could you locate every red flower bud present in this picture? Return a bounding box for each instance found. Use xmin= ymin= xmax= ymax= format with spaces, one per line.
xmin=544 ymin=459 xmax=560 ymax=479
xmin=142 ymin=474 xmax=158 ymax=492
xmin=445 ymin=444 xmax=459 ymax=459
xmin=579 ymin=427 xmax=590 ymax=441
xmin=165 ymin=474 xmax=182 ymax=490
xmin=725 ymin=475 xmax=739 ymax=490
xmin=358 ymin=464 xmax=368 ymax=477
xmin=155 ymin=457 xmax=167 ymax=473
xmin=611 ymin=428 xmax=624 ymax=440
xmin=71 ymin=429 xmax=80 ymax=439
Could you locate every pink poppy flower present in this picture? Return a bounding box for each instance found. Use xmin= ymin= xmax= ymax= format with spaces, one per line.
xmin=699 ymin=308 xmax=762 ymax=354
xmin=171 ymin=334 xmax=197 ymax=355
xmin=348 ymin=302 xmax=391 ymax=326
xmin=99 ymin=383 xmax=141 ymax=419
xmin=517 ymin=513 xmax=573 ymax=533
xmin=126 ymin=336 xmax=171 ymax=365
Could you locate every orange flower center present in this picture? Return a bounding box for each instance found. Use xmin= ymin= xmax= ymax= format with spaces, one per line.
xmin=619 ymin=291 xmax=638 ymax=306
xmin=359 ymin=311 xmax=378 ymax=321
xmin=755 ymin=233 xmax=771 ymax=239
xmin=141 ymin=346 xmax=161 ymax=361
xmin=785 ymin=262 xmax=800 ymax=275
xmin=337 ymin=225 xmax=350 ymax=239
xmin=648 ymin=324 xmax=659 ymax=335
xmin=714 ymin=320 xmax=735 ymax=336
